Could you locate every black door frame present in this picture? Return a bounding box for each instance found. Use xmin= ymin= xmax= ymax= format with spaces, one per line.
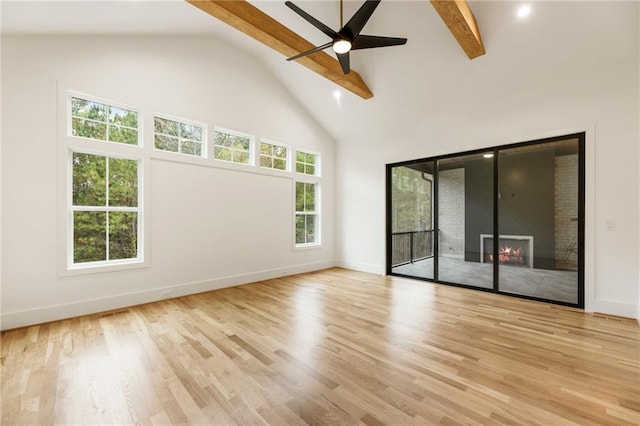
xmin=386 ymin=132 xmax=586 ymax=309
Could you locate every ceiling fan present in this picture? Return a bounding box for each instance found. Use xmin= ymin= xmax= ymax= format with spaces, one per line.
xmin=285 ymin=0 xmax=407 ymax=74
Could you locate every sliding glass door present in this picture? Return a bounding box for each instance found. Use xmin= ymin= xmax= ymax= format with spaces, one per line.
xmin=389 ymin=161 xmax=434 ymax=279
xmin=386 ymin=133 xmax=584 ymax=308
xmin=496 ymin=139 xmax=581 ymax=304
xmin=436 ymin=153 xmax=493 ymax=288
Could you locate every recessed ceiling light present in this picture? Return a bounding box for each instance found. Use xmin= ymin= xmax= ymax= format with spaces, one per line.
xmin=483 ymin=153 xmax=494 ymax=159
xmin=333 ymin=90 xmax=342 ymax=100
xmin=517 ymin=4 xmax=531 ymax=19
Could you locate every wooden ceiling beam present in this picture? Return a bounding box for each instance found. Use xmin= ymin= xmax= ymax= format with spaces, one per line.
xmin=186 ymin=0 xmax=374 ymax=99
xmin=430 ymin=0 xmax=485 ymax=59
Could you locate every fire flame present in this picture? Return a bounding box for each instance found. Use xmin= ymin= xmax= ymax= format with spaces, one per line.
xmin=489 ymin=246 xmax=523 ymax=264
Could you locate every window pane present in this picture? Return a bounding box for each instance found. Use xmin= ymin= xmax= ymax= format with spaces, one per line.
xmin=74 ymin=211 xmax=106 ymax=263
xmin=109 ymin=158 xmax=138 ymax=207
xmin=296 ymin=151 xmax=304 ymax=162
xmin=296 ymin=162 xmax=305 ymax=173
xmin=389 ymin=163 xmax=435 ymax=279
xmin=193 ymin=142 xmax=202 ymax=157
xmin=73 ymin=153 xmax=106 ymax=206
xmin=497 ymin=139 xmax=580 ymax=304
xmin=274 ymin=146 xmax=287 ymax=159
xmin=109 ymin=106 xmax=137 ymax=128
xmin=155 ymin=117 xmax=204 ymax=158
xmin=71 ymin=98 xmax=107 ymax=121
xmin=72 ymin=118 xmax=107 ymax=140
xmin=273 ymin=158 xmax=286 ymax=170
xmin=155 ymin=117 xmax=179 ymax=136
xmin=155 ymin=135 xmax=179 ymax=152
xmin=296 ymin=182 xmax=304 ymax=211
xmin=305 ymin=153 xmax=315 ymax=164
xmin=437 ymin=155 xmax=491 ymax=288
xmin=109 ymin=126 xmax=138 ymax=145
xmin=237 ymin=151 xmax=250 ymax=164
xmin=305 ymin=183 xmax=315 ymax=212
xmin=260 ymin=143 xmax=271 ymax=155
xmin=260 ymin=156 xmax=272 ymax=168
xmin=109 ymin=212 xmax=138 ymax=260
xmin=306 ymin=215 xmax=316 ymax=243
xmin=305 ymin=164 xmax=315 ymax=175
xmin=180 ymin=123 xmax=202 ymax=141
xmin=214 ymin=131 xmax=251 ymax=164
xmin=181 ymin=140 xmax=201 ymax=156
xmin=214 ymin=146 xmax=232 ymax=161
xmin=214 ymin=132 xmax=232 ymax=148
xmin=232 ymin=136 xmax=250 ymax=151
xmin=296 ymin=214 xmax=305 ymax=244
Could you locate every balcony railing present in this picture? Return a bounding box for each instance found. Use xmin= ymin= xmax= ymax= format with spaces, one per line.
xmin=391 ymin=230 xmax=434 ymax=267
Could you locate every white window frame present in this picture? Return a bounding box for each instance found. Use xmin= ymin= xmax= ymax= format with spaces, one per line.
xmin=259 ymin=139 xmax=289 ymax=171
xmin=294 ymin=180 xmax=321 ymax=248
xmin=67 ymin=149 xmax=144 ymax=270
xmin=212 ymin=127 xmax=255 ymax=166
xmin=67 ymin=92 xmax=143 ymax=147
xmin=295 ymin=149 xmax=321 ymax=177
xmin=59 ymin=87 xmax=148 ymax=276
xmin=153 ymin=113 xmax=207 ymax=158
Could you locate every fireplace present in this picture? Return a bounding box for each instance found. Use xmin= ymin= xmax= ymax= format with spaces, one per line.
xmin=480 ymin=234 xmax=534 ymax=268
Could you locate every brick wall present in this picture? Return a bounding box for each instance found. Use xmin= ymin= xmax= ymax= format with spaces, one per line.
xmin=438 ymin=168 xmax=465 ymax=258
xmin=555 ymin=154 xmax=578 ymax=269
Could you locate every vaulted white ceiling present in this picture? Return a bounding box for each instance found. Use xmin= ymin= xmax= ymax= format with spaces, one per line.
xmin=2 ymin=1 xmax=637 ymax=145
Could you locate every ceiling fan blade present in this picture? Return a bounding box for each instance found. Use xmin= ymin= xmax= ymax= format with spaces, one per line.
xmin=351 ymin=35 xmax=407 ymax=50
xmin=337 ymin=52 xmax=350 ymax=74
xmin=341 ymin=0 xmax=381 ymax=39
xmin=287 ymin=42 xmax=333 ymax=61
xmin=285 ymin=1 xmax=338 ymax=39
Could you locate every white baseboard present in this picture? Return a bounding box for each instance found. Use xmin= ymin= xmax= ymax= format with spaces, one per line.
xmin=336 ymin=259 xmax=385 ymax=275
xmin=589 ymin=298 xmax=639 ymax=320
xmin=5 ymin=261 xmax=635 ymax=330
xmin=1 ymin=260 xmax=336 ymax=330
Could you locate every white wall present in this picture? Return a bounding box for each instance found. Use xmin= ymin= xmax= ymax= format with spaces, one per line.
xmin=1 ymin=35 xmax=336 ymax=330
xmin=337 ymin=5 xmax=640 ymax=319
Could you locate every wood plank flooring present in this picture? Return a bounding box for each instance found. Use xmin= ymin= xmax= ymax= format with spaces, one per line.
xmin=2 ymin=268 xmax=639 ymax=425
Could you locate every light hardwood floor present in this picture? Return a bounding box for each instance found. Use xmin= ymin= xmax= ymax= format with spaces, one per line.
xmin=2 ymin=268 xmax=639 ymax=425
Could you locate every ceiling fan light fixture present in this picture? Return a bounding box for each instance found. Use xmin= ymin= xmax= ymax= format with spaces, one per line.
xmin=332 ymin=39 xmax=352 ymax=54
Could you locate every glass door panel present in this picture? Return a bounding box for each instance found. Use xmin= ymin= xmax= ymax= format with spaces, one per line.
xmin=390 ymin=162 xmax=434 ymax=279
xmin=437 ymin=153 xmax=494 ymax=288
xmin=497 ymin=138 xmax=580 ymax=304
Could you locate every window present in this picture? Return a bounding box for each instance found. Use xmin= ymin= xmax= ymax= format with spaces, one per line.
xmin=260 ymin=141 xmax=288 ymax=170
xmin=71 ymin=152 xmax=140 ymax=266
xmin=295 ymin=182 xmax=319 ymax=245
xmin=70 ymin=96 xmax=139 ymax=145
xmin=296 ymin=150 xmax=319 ymax=175
xmin=154 ymin=116 xmax=205 ymax=157
xmin=213 ymin=128 xmax=253 ymax=164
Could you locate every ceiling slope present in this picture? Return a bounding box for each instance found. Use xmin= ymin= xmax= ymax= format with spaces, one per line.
xmin=187 ymin=0 xmax=374 ymax=99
